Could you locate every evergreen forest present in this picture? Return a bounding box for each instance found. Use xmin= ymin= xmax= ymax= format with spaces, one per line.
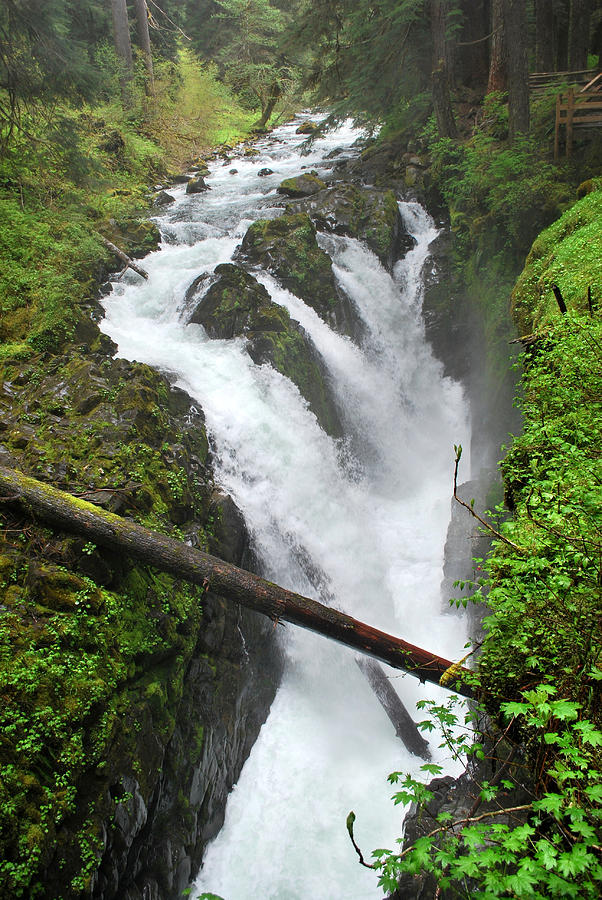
xmin=0 ymin=1 xmax=601 ymax=898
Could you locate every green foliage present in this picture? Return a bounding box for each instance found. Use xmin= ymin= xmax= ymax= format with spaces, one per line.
xmin=373 ymin=690 xmax=602 ymax=899
xmin=429 ymin=128 xmax=572 ymax=255
xmin=481 ymin=314 xmax=602 ymax=706
xmin=372 ymin=310 xmax=602 ymax=897
xmin=189 ymin=0 xmax=302 ymax=124
xmin=0 ymin=0 xmax=106 ymax=148
xmin=0 ymin=51 xmax=257 ymax=356
xmin=0 ymin=560 xmax=203 ymax=896
xmin=511 ymin=187 xmax=602 ymax=333
xmin=294 ymin=0 xmax=431 ymax=122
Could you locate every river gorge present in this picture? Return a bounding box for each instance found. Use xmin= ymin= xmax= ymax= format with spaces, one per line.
xmin=98 ymin=114 xmax=477 ymax=899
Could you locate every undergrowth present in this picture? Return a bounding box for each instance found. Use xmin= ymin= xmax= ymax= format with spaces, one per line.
xmin=0 ymin=49 xmax=255 ymax=359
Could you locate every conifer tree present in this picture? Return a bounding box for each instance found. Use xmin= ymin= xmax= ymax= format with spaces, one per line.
xmin=133 ymin=0 xmax=155 ymax=96
xmin=109 ymin=0 xmax=133 ymax=105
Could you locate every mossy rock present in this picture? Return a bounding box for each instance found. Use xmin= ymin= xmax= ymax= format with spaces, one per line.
xmin=238 ymin=213 xmax=352 ymax=331
xmin=511 ymin=188 xmax=602 ymax=334
xmin=296 ymin=121 xmax=319 ymax=135
xmin=286 ymin=184 xmax=412 ymax=269
xmin=186 ymin=175 xmax=210 ymax=195
xmin=0 ymin=336 xmax=281 ymax=898
xmin=186 ymin=264 xmax=341 ymax=434
xmin=277 ymin=174 xmax=327 ymax=198
xmin=104 ymin=217 xmax=161 ymax=260
xmin=186 ymin=263 xmax=275 ymax=339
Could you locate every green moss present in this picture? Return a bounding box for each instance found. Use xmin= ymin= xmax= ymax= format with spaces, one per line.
xmin=240 ymin=213 xmax=339 ymax=318
xmin=277 ymin=174 xmax=326 ymax=197
xmin=511 ymin=188 xmax=602 ymax=334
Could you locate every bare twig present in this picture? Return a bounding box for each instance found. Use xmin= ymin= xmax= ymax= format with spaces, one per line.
xmin=346 ymin=812 xmax=375 ymax=869
xmin=453 ymin=446 xmax=527 ymax=554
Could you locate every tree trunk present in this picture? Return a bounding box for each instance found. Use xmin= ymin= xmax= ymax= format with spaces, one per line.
xmin=535 ymin=0 xmax=556 ymax=71
xmin=504 ymin=0 xmax=530 ymax=140
xmin=430 ymin=0 xmax=458 ymax=138
xmin=555 ymin=0 xmax=571 ymax=70
xmin=257 ymin=81 xmax=281 ymax=130
xmin=133 ymin=0 xmax=155 ymax=96
xmin=100 ymin=236 xmax=149 ymax=279
xmin=568 ymin=0 xmax=592 ymax=70
xmin=0 ymin=465 xmax=475 ymax=698
xmin=454 ymin=0 xmax=489 ymax=91
xmin=356 ymin=658 xmax=432 ymax=759
xmin=487 ymin=0 xmax=507 ymax=92
xmin=109 ymin=0 xmax=133 ymax=105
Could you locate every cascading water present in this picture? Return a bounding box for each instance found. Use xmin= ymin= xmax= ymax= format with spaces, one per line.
xmin=100 ymin=115 xmax=471 ymax=899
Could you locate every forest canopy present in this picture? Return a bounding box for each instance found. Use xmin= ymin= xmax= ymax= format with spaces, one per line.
xmin=1 ymin=0 xmax=600 ymax=150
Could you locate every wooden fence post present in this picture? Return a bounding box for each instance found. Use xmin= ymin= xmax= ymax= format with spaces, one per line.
xmin=566 ymin=88 xmax=575 ymax=158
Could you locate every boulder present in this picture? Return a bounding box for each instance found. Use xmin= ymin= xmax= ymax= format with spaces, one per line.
xmin=286 ymin=184 xmax=414 ymax=269
xmin=277 ymin=174 xmax=327 ymax=198
xmin=186 ymin=175 xmax=210 ymax=194
xmin=238 ymin=213 xmax=355 ymax=333
xmin=257 ymin=168 xmax=274 ymax=177
xmin=153 ymin=190 xmax=175 ymax=208
xmin=186 ymin=264 xmax=341 ymax=434
xmin=296 ymin=121 xmax=319 ymax=135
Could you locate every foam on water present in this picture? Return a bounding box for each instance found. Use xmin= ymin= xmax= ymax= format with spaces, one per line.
xmin=100 ymin=114 xmax=470 ymax=900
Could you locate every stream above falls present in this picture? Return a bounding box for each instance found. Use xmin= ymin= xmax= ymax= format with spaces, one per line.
xmin=100 ymin=115 xmax=471 ymax=900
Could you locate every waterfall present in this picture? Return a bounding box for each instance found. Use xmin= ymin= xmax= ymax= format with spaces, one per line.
xmin=100 ymin=115 xmax=471 ymax=900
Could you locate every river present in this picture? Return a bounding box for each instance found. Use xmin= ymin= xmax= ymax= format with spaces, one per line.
xmin=101 ymin=114 xmax=471 ymax=899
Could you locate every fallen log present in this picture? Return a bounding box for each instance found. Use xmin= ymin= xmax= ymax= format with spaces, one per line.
xmin=0 ymin=466 xmax=474 ymax=698
xmin=355 ymin=658 xmax=431 ymax=759
xmin=100 ymin=236 xmax=149 ymax=280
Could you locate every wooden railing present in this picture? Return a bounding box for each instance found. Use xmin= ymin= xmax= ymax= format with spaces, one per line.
xmin=529 ymin=67 xmax=596 ymax=94
xmin=554 ymin=82 xmax=602 ymax=159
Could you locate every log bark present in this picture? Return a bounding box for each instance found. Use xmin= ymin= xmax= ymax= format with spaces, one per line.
xmin=0 ymin=466 xmax=474 ymax=698
xmin=356 ymin=658 xmax=432 ymax=759
xmin=101 ymin=237 xmax=149 ymax=280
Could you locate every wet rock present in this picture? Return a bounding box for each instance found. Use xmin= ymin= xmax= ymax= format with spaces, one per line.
xmin=186 ymin=175 xmax=210 ymax=194
xmin=153 ymin=190 xmax=175 ymax=207
xmin=104 ymin=217 xmax=161 ymax=260
xmin=405 ymin=165 xmax=423 ymax=189
xmin=277 ymin=173 xmax=327 ymax=198
xmin=186 ymin=263 xmax=341 ymax=434
xmin=238 ymin=213 xmax=355 ymax=333
xmin=0 ymin=341 xmax=283 ymax=900
xmin=257 ymin=167 xmax=274 ymax=177
xmin=172 ymin=174 xmax=192 ymax=185
xmin=296 ymin=121 xmax=319 ymax=134
xmin=229 ymin=169 xmax=238 ymax=175
xmin=286 ymin=184 xmax=414 ymax=269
